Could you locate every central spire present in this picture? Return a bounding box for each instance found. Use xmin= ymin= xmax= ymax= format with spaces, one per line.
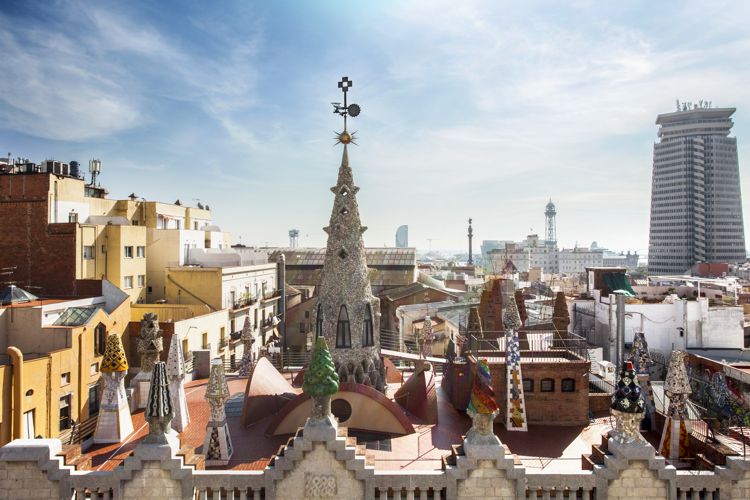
xmin=313 ymin=78 xmax=384 ymax=392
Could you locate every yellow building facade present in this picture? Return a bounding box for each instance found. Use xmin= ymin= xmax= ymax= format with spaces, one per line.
xmin=43 ymin=174 xmax=219 ymax=304
xmin=0 ymin=282 xmax=130 ymax=446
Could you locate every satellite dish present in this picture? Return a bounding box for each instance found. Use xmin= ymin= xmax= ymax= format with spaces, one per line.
xmin=347 ymin=103 xmax=361 ymax=117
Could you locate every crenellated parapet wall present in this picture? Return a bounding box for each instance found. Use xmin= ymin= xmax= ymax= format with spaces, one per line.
xmin=2 ymin=432 xmax=750 ymax=499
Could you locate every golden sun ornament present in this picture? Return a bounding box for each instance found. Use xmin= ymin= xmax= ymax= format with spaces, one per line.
xmin=334 ymin=130 xmax=357 ymax=145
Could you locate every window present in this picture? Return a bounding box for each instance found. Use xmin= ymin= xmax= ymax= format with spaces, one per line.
xmin=336 ymin=305 xmax=351 ymax=348
xmin=194 ymin=221 xmax=199 ymax=230
xmin=304 ymin=310 xmax=310 ymax=319
xmin=90 ymin=362 xmax=99 ymax=375
xmin=124 ymin=246 xmax=134 ymax=258
xmin=137 ymin=275 xmax=145 ymax=287
xmin=23 ymin=410 xmax=35 ymax=439
xmin=182 ymin=339 xmax=189 ymax=360
xmin=362 ymin=304 xmax=374 ymax=347
xmin=331 ymin=398 xmax=353 ymax=422
xmin=94 ymin=323 xmax=107 ymax=355
xmin=88 ymin=385 xmax=99 ymax=416
xmin=123 ymin=276 xmax=133 ymax=289
xmin=59 ymin=395 xmax=72 ymax=431
xmin=83 ymin=245 xmax=95 ymax=260
xmin=522 ymin=378 xmax=534 ymax=393
xmin=316 ymin=304 xmax=323 ymax=338
xmin=202 ymin=332 xmax=209 ymax=349
xmin=299 ymin=322 xmax=305 ymax=333
xmin=540 ymin=378 xmax=555 ymax=392
xmin=136 ymin=246 xmax=146 ymax=258
xmin=561 ymin=378 xmax=575 ymax=393
xmin=61 ymin=372 xmax=71 ymax=386
xmin=220 ymin=327 xmax=226 ymax=343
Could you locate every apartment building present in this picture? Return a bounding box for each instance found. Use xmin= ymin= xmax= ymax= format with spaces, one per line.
xmin=0 ymin=280 xmax=130 ymax=445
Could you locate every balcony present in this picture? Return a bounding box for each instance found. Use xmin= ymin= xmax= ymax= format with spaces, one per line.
xmin=261 ymin=290 xmax=281 ymax=304
xmin=261 ymin=316 xmax=279 ymax=332
xmin=218 ymin=337 xmax=229 ymax=350
xmin=231 ymin=296 xmax=257 ymax=311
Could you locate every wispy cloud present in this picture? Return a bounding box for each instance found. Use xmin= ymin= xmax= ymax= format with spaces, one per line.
xmin=1 ymin=1 xmax=750 ymax=253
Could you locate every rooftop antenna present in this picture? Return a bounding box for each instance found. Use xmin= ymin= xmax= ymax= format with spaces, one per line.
xmin=89 ymin=159 xmax=101 ymax=187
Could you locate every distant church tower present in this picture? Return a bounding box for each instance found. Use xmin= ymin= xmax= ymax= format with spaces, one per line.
xmin=312 ymin=78 xmax=384 ymax=392
xmin=545 ymin=199 xmax=557 ymax=245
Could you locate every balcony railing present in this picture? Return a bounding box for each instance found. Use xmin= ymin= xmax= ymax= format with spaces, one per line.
xmin=231 ymin=297 xmax=257 ymax=310
xmin=466 ymin=330 xmax=591 ymax=363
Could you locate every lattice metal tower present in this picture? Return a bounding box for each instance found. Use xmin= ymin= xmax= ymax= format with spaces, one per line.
xmin=545 ymin=199 xmax=557 ymax=244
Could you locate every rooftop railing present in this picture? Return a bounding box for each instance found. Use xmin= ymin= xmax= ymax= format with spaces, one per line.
xmin=466 ymin=331 xmax=591 ymax=363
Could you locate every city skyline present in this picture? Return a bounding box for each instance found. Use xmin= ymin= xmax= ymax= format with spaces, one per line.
xmin=2 ymin=1 xmax=750 ymax=254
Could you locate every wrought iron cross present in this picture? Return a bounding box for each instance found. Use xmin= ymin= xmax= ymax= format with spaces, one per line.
xmin=338 ymin=77 xmax=352 ymax=93
xmin=332 ymin=76 xmax=361 ymax=145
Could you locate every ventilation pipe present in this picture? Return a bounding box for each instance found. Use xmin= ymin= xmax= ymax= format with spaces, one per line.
xmin=614 ymin=292 xmax=626 ymax=372
xmin=7 ymin=346 xmax=24 ymax=440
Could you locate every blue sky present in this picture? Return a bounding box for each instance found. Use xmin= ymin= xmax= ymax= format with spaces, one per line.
xmin=2 ymin=1 xmax=750 ymax=254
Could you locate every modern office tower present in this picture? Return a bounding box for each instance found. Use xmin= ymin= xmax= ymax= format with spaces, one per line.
xmin=395 ymin=225 xmax=409 ymax=247
xmin=648 ymin=104 xmax=745 ymax=274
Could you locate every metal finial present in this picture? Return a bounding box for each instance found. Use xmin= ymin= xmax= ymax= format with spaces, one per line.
xmin=332 ymin=76 xmax=361 ymax=145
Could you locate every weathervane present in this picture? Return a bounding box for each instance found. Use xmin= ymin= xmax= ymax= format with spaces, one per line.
xmin=332 ymin=76 xmax=361 ymax=145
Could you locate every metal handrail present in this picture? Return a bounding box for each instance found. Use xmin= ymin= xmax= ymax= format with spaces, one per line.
xmin=466 ymin=331 xmax=591 ymax=363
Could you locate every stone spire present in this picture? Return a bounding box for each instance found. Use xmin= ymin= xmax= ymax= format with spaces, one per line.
xmin=312 ymin=144 xmax=383 ymax=391
xmin=628 ymin=331 xmax=653 ymax=375
xmin=144 ymin=361 xmax=174 ymax=444
xmin=504 ymin=297 xmax=528 ymax=432
xmin=610 ymin=361 xmax=645 ymax=444
xmin=628 ymin=331 xmax=657 ymax=431
xmin=303 ymin=337 xmax=340 ymax=420
xmin=94 ymin=334 xmax=134 ymax=444
xmin=467 ymin=306 xmax=483 ymax=336
xmin=166 ymin=334 xmax=190 ymax=433
xmin=131 ymin=312 xmax=164 ymax=409
xmin=420 ymin=316 xmax=433 ymax=359
xmin=478 ymin=278 xmax=504 ymax=338
xmin=464 ymin=358 xmax=502 ymax=455
xmin=659 ymin=351 xmax=692 ymax=460
xmin=203 ymin=359 xmax=233 ymax=465
xmin=238 ymin=316 xmax=255 ymax=377
xmin=137 ymin=313 xmax=164 ymax=373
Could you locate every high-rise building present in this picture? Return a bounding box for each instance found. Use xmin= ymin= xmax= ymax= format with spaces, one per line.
xmin=648 ymin=105 xmax=746 ymax=274
xmin=395 ymin=225 xmax=408 ymax=247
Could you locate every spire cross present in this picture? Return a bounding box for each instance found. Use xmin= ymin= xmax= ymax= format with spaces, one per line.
xmin=338 ymin=77 xmax=352 ymax=93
